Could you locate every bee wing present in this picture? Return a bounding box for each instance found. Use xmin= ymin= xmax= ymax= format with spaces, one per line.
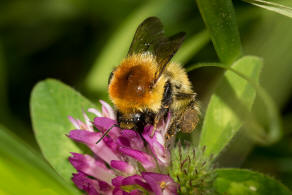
xmin=152 ymin=32 xmax=185 ymax=84
xmin=128 ymin=17 xmax=185 ymax=85
xmin=128 ymin=17 xmax=164 ymax=55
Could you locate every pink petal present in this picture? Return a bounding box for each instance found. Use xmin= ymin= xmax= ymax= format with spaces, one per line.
xmin=83 ymin=110 xmax=94 ymax=132
xmin=129 ymin=190 xmax=143 ymax=195
xmin=112 ymin=176 xmax=125 ymax=187
xmin=159 ymin=112 xmax=172 ymax=137
xmin=68 ymin=116 xmax=80 ymax=129
xmin=88 ymin=108 xmax=103 ymax=117
xmin=121 ymin=175 xmax=152 ymax=191
xmin=68 ymin=130 xmax=120 ymax=164
xmin=112 ymin=176 xmax=148 ymax=194
xmin=113 ymin=188 xmax=128 ymax=195
xmin=113 ymin=188 xmax=123 ymax=195
xmin=142 ymin=172 xmax=178 ymax=195
xmin=100 ymin=100 xmax=116 ymax=120
xmin=113 ymin=189 xmax=143 ymax=195
xmin=103 ymin=136 xmax=119 ymax=153
xmin=69 ymin=153 xmax=116 ymax=184
xmin=72 ymin=172 xmax=99 ymax=195
xmin=94 ymin=117 xmax=120 ymax=138
xmin=119 ymin=147 xmax=156 ymax=171
xmin=110 ymin=160 xmax=136 ymax=175
xmin=72 ymin=172 xmax=113 ymax=195
xmin=117 ymin=136 xmax=131 ymax=147
xmin=98 ymin=180 xmax=113 ymax=192
xmin=120 ymin=130 xmax=144 ymax=150
xmin=68 ymin=115 xmax=93 ymax=131
xmin=77 ymin=119 xmax=88 ymax=130
xmin=143 ymin=126 xmax=170 ymax=167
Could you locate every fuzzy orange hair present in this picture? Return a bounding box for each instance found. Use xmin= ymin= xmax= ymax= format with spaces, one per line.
xmin=109 ymin=53 xmax=165 ymax=113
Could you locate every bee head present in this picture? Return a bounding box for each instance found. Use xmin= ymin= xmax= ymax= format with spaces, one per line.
xmin=117 ymin=112 xmax=145 ymax=131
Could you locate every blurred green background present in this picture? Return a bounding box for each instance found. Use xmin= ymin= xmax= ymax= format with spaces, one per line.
xmin=0 ymin=0 xmax=291 ymax=190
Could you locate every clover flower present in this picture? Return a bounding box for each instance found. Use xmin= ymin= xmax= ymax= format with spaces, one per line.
xmin=67 ymin=100 xmax=178 ymax=194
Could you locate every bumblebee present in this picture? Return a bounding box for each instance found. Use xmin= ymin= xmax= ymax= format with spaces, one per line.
xmin=108 ymin=17 xmax=199 ymax=140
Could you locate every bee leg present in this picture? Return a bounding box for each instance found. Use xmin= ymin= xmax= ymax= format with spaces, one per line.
xmin=179 ymin=100 xmax=199 ymax=133
xmin=166 ymin=114 xmax=181 ymax=140
xmin=151 ymin=120 xmax=158 ymax=137
xmin=151 ymin=107 xmax=168 ymax=137
xmin=165 ymin=93 xmax=199 ymax=140
xmin=174 ymin=92 xmax=196 ymax=100
xmin=151 ymin=80 xmax=172 ymax=137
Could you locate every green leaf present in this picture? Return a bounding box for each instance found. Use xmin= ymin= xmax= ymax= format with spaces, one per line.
xmin=214 ymin=168 xmax=292 ymax=195
xmin=244 ymin=10 xmax=292 ymax=108
xmin=196 ymin=0 xmax=242 ymax=65
xmin=199 ymin=56 xmax=262 ymax=158
xmin=0 ymin=124 xmax=80 ymax=194
xmin=189 ymin=61 xmax=282 ymax=146
xmin=30 ymin=79 xmax=97 ymax=184
xmin=243 ymin=0 xmax=292 ymax=18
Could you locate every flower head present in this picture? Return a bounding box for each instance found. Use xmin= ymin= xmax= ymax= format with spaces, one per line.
xmin=67 ymin=100 xmax=178 ymax=194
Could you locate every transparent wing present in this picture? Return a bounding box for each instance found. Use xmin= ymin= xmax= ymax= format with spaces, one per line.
xmin=128 ymin=17 xmax=164 ymax=56
xmin=153 ymin=32 xmax=185 ymax=83
xmin=128 ymin=17 xmax=186 ymax=85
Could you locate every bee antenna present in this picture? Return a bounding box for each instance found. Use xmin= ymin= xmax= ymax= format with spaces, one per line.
xmin=96 ymin=124 xmax=119 ymax=144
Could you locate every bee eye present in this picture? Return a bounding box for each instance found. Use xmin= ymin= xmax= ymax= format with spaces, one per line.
xmin=134 ymin=113 xmax=143 ymax=122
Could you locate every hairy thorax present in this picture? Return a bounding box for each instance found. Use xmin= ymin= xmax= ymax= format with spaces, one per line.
xmin=109 ymin=53 xmax=165 ymax=113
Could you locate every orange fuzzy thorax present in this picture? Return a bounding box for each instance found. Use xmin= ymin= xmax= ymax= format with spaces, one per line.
xmin=109 ymin=53 xmax=165 ymax=113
